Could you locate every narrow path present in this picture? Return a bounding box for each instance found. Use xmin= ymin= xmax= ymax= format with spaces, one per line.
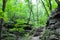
xmin=31 ymin=36 xmax=41 ymax=40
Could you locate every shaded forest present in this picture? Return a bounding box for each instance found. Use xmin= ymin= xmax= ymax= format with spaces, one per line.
xmin=0 ymin=0 xmax=60 ymax=40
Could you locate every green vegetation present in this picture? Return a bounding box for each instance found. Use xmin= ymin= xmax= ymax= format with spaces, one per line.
xmin=0 ymin=0 xmax=58 ymax=40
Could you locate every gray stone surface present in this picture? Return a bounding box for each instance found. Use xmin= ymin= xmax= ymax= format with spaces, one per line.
xmin=31 ymin=36 xmax=40 ymax=40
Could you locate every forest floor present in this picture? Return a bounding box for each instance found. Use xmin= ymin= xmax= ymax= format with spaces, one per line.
xmin=2 ymin=27 xmax=44 ymax=40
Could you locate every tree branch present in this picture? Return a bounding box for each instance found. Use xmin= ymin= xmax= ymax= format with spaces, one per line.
xmin=55 ymin=0 xmax=60 ymax=6
xmin=41 ymin=0 xmax=49 ymax=16
xmin=49 ymin=0 xmax=52 ymax=12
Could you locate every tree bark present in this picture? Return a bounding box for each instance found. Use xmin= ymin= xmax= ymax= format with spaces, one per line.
xmin=0 ymin=27 xmax=2 ymax=40
xmin=0 ymin=0 xmax=6 ymax=40
xmin=0 ymin=18 xmax=3 ymax=40
xmin=2 ymin=0 xmax=6 ymax=12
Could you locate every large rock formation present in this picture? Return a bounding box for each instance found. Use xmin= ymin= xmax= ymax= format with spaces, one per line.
xmin=41 ymin=6 xmax=60 ymax=40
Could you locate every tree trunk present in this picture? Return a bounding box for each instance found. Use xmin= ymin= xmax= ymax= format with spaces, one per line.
xmin=0 ymin=27 xmax=2 ymax=40
xmin=0 ymin=18 xmax=3 ymax=40
xmin=0 ymin=0 xmax=6 ymax=40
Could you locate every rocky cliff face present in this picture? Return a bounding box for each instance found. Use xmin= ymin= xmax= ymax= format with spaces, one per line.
xmin=41 ymin=6 xmax=60 ymax=40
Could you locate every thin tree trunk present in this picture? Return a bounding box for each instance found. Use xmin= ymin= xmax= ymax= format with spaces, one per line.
xmin=0 ymin=26 xmax=2 ymax=40
xmin=2 ymin=0 xmax=6 ymax=12
xmin=27 ymin=0 xmax=34 ymax=24
xmin=49 ymin=0 xmax=52 ymax=12
xmin=27 ymin=0 xmax=31 ymax=24
xmin=0 ymin=18 xmax=4 ymax=40
xmin=41 ymin=0 xmax=49 ymax=16
xmin=0 ymin=0 xmax=6 ymax=40
xmin=36 ymin=0 xmax=39 ymax=24
xmin=30 ymin=0 xmax=34 ymax=23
